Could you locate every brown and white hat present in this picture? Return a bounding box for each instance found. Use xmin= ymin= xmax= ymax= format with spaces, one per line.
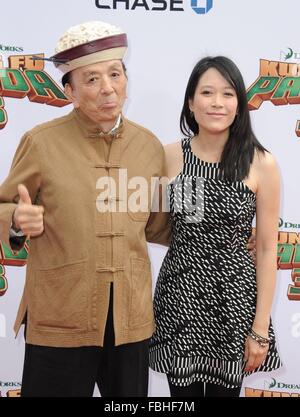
xmin=51 ymin=21 xmax=128 ymax=74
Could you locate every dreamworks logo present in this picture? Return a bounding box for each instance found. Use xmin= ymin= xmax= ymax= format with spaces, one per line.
xmin=279 ymin=218 xmax=300 ymax=229
xmin=0 ymin=314 xmax=6 ymax=338
xmin=95 ymin=0 xmax=214 ymax=14
xmin=0 ymin=44 xmax=23 ymax=53
xmin=266 ymin=378 xmax=300 ymax=391
xmin=280 ymin=47 xmax=300 ymax=63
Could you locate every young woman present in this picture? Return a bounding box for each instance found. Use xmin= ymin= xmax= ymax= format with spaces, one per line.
xmin=149 ymin=56 xmax=281 ymax=397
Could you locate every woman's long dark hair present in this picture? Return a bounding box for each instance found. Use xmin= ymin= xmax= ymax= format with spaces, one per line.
xmin=180 ymin=56 xmax=267 ymax=181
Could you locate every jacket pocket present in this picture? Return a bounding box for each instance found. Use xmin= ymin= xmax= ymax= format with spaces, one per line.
xmin=32 ymin=260 xmax=87 ymax=331
xmin=129 ymin=258 xmax=153 ymax=328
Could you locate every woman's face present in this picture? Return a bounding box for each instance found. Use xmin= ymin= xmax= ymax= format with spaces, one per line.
xmin=189 ymin=67 xmax=238 ymax=136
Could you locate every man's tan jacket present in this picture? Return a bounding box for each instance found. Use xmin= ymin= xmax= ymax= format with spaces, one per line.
xmin=0 ymin=109 xmax=170 ymax=347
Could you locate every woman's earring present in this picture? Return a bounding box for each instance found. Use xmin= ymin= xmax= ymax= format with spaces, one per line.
xmin=190 ymin=110 xmax=194 ymax=119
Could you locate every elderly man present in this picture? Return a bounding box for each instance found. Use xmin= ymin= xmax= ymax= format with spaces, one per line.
xmin=0 ymin=21 xmax=170 ymax=397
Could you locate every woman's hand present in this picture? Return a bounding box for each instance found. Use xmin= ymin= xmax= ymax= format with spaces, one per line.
xmin=244 ymin=335 xmax=269 ymax=372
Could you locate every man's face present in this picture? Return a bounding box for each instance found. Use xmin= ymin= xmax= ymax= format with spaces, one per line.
xmin=65 ymin=60 xmax=127 ymax=131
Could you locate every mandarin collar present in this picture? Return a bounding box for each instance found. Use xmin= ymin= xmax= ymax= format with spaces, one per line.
xmin=73 ymin=108 xmax=124 ymax=139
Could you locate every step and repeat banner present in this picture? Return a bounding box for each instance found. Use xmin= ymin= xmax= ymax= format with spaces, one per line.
xmin=0 ymin=0 xmax=299 ymax=397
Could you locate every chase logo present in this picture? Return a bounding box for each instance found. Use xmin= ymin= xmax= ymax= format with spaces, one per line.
xmin=95 ymin=0 xmax=214 ymax=13
xmin=191 ymin=0 xmax=213 ymax=15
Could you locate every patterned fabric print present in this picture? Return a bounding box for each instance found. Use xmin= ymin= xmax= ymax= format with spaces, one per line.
xmin=149 ymin=137 xmax=281 ymax=388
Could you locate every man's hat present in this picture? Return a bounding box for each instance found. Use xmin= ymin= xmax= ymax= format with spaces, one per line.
xmin=51 ymin=21 xmax=128 ymax=74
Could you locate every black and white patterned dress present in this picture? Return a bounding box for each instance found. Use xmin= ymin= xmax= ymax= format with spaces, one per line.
xmin=149 ymin=137 xmax=281 ymax=388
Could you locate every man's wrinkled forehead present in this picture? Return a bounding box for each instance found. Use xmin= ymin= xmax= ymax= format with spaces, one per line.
xmin=71 ymin=59 xmax=125 ymax=79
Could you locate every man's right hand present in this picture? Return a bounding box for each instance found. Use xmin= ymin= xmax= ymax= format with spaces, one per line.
xmin=12 ymin=184 xmax=44 ymax=237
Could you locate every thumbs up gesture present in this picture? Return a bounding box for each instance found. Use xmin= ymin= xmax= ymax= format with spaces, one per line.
xmin=12 ymin=184 xmax=44 ymax=237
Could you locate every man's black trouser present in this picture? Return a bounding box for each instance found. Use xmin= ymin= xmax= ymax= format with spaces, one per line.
xmin=21 ymin=285 xmax=149 ymax=397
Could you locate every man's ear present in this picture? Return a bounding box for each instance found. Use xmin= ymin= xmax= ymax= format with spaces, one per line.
xmin=65 ymin=83 xmax=79 ymax=108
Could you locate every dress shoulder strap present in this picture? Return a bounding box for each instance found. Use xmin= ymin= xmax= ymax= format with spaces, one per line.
xmin=181 ymin=136 xmax=192 ymax=153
